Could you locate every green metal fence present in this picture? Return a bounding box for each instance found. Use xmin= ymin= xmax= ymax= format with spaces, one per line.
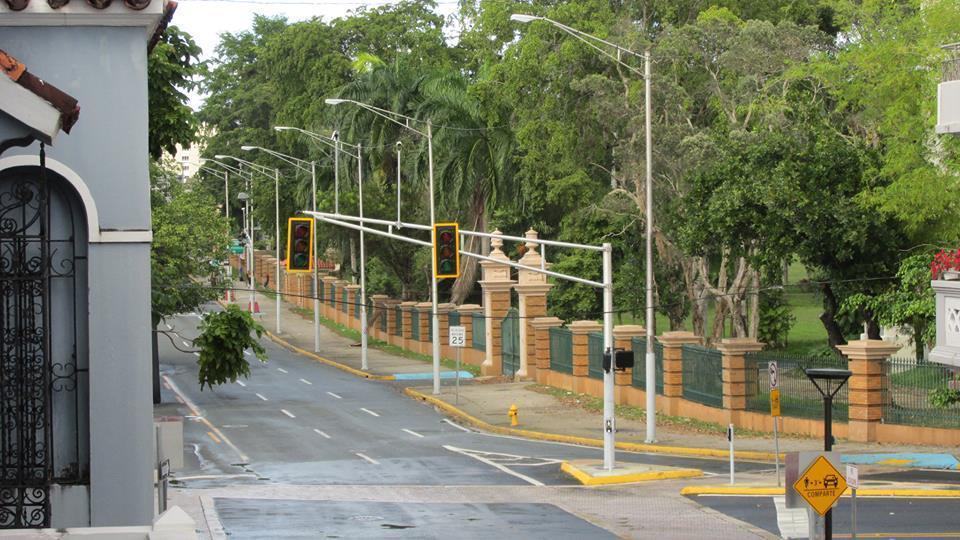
xmin=394 ymin=305 xmax=403 ymax=336
xmin=328 ymin=284 xmax=336 ymax=306
xmin=682 ymin=345 xmax=723 ymax=408
xmin=472 ymin=312 xmax=485 ymax=351
xmin=449 ymin=311 xmax=461 ymax=328
xmin=883 ymin=357 xmax=960 ymax=428
xmin=380 ymin=305 xmax=388 ymax=332
xmin=550 ymin=326 xmax=573 ymax=374
xmin=317 ymin=281 xmax=323 ymax=302
xmin=745 ymin=352 xmax=849 ymax=421
xmin=341 ymin=289 xmax=348 ymax=313
xmin=631 ymin=337 xmax=664 ymax=395
xmin=354 ymin=292 xmax=361 ymax=318
xmin=588 ymin=332 xmax=604 ymax=379
xmin=411 ymin=309 xmax=420 ymax=341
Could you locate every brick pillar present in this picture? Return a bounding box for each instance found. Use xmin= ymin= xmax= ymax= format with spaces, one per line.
xmin=345 ymin=285 xmax=361 ymax=330
xmin=613 ymin=325 xmax=646 ymax=387
xmin=530 ymin=317 xmax=564 ymax=385
xmin=717 ymin=338 xmax=764 ymax=415
xmin=479 ymin=231 xmax=515 ymax=376
xmin=659 ymin=331 xmax=701 ymax=415
xmin=457 ymin=304 xmax=482 ymax=346
xmin=400 ymin=301 xmax=417 ymax=351
xmin=416 ymin=302 xmax=432 ymax=355
xmin=838 ymin=339 xmax=899 ymax=442
xmin=570 ymin=320 xmax=602 ymax=378
xmin=334 ymin=280 xmax=349 ymax=325
xmin=384 ymin=299 xmax=401 ymax=346
xmin=514 ymin=229 xmax=552 ymax=379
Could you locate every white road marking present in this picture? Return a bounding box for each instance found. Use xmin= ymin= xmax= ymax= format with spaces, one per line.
xmin=221 ymin=425 xmax=248 ymax=429
xmin=236 ymin=380 xmax=246 ymax=387
xmin=442 ymin=419 xmax=471 ymax=433
xmin=402 ymin=429 xmax=424 ymax=438
xmin=176 ymin=473 xmax=257 ymax=481
xmin=360 ymin=408 xmax=380 ymax=417
xmin=327 ymin=392 xmax=342 ymax=399
xmin=192 ymin=352 xmax=200 ymax=357
xmin=355 ymin=453 xmax=380 ymax=465
xmin=277 ymin=368 xmax=288 ymax=374
xmin=299 ymin=378 xmax=312 ymax=385
xmin=244 ymin=350 xmax=251 ymax=357
xmin=443 ymin=445 xmax=544 ymax=487
xmin=255 ymin=393 xmax=269 ymax=401
xmin=281 ymin=409 xmax=296 ymax=418
xmin=162 ymin=375 xmax=249 ymax=464
xmin=182 ymin=340 xmax=191 ymax=348
xmin=313 ymin=429 xmax=331 ymax=439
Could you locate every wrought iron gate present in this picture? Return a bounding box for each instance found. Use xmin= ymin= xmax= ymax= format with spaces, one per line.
xmin=0 ymin=159 xmax=88 ymax=529
xmin=501 ymin=308 xmax=520 ymax=377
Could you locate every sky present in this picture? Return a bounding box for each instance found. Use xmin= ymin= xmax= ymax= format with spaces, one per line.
xmin=171 ymin=0 xmax=459 ymax=109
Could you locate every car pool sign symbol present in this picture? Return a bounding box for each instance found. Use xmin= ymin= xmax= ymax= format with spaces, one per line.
xmin=794 ymin=455 xmax=847 ymax=516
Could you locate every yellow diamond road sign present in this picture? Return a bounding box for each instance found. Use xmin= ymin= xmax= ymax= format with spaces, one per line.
xmin=793 ymin=455 xmax=847 ymax=516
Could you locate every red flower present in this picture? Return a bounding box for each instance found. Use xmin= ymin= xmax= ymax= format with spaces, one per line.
xmin=932 ymin=249 xmax=960 ymax=279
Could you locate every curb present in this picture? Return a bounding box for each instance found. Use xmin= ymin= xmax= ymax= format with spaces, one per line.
xmin=680 ymin=486 xmax=960 ymax=498
xmin=404 ymin=387 xmax=779 ymax=462
xmin=264 ymin=330 xmax=396 ymax=381
xmin=561 ymin=461 xmax=703 ymax=486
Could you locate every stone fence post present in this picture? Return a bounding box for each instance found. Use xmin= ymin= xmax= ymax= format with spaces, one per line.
xmin=659 ymin=331 xmax=701 ymax=415
xmin=479 ymin=231 xmax=515 ymax=376
xmin=717 ymin=338 xmax=764 ymax=422
xmin=514 ymin=229 xmax=552 ymax=379
xmin=838 ymin=339 xmax=899 ymax=442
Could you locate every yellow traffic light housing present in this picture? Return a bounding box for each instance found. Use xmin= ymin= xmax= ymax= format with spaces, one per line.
xmin=433 ymin=222 xmax=460 ymax=279
xmin=286 ymin=217 xmax=315 ymax=273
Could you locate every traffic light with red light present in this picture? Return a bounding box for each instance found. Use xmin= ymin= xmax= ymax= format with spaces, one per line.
xmin=286 ymin=217 xmax=314 ymax=273
xmin=433 ymin=223 xmax=460 ymax=279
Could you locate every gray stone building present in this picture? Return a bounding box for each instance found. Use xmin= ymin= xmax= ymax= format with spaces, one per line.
xmin=0 ymin=0 xmax=175 ymax=529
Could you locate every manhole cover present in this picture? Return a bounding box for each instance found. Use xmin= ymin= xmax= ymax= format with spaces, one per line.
xmin=349 ymin=515 xmax=383 ymax=522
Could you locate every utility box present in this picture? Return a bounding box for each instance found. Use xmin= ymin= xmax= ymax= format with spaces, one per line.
xmin=154 ymin=416 xmax=184 ymax=471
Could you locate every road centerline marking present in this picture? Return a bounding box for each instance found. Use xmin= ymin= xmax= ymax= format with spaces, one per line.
xmin=255 ymin=393 xmax=269 ymax=401
xmin=360 ymin=408 xmax=380 ymax=417
xmin=355 ymin=453 xmax=380 ymax=465
xmin=207 ymin=431 xmax=222 ymax=444
xmin=402 ymin=428 xmax=424 ymax=438
xmin=277 ymin=368 xmax=288 ymax=374
xmin=327 ymin=392 xmax=342 ymax=399
xmin=281 ymin=409 xmax=296 ymax=419
xmin=236 ymin=380 xmax=246 ymax=387
xmin=299 ymin=378 xmax=312 ymax=385
xmin=313 ymin=429 xmax=331 ymax=439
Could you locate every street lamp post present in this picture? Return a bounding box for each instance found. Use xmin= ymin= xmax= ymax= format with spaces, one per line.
xmin=805 ymin=367 xmax=852 ymax=540
xmin=512 ymin=13 xmax=657 ymax=444
xmin=325 ymin=98 xmax=441 ymax=395
xmin=218 ymin=154 xmax=281 ymax=333
xmin=237 ymin=191 xmax=253 ymax=315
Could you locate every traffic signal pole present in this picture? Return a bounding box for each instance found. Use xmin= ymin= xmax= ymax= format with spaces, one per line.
xmin=602 ymin=243 xmax=615 ymax=471
xmin=358 ymin=144 xmax=368 ymax=371
xmin=427 ymin=121 xmax=441 ymax=396
xmin=275 ymin=168 xmax=281 ymax=334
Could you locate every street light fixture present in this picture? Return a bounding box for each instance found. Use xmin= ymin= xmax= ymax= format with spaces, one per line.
xmin=242 ymin=144 xmax=322 ymax=354
xmin=804 ymin=367 xmax=852 ymax=540
xmin=220 ymin=154 xmax=282 ymax=334
xmin=512 ymin=12 xmax=656 ymax=445
xmin=325 ymin=98 xmax=442 ymax=395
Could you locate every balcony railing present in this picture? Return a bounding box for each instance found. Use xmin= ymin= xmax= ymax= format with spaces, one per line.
xmin=943 ymin=43 xmax=960 ymax=82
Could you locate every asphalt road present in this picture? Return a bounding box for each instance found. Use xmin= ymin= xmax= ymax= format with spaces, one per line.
xmin=690 ymin=494 xmax=960 ymax=539
xmin=155 ymin=308 xmax=780 ymax=538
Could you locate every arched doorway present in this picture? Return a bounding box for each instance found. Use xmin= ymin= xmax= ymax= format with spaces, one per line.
xmin=0 ymin=164 xmax=89 ymax=529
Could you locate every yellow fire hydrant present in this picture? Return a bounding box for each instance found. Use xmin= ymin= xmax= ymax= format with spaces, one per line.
xmin=508 ymin=404 xmax=519 ymax=427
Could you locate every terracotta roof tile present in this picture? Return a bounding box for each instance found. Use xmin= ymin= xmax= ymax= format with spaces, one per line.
xmin=0 ymin=48 xmax=80 ymax=134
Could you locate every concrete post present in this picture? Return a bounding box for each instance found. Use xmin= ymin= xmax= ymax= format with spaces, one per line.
xmin=570 ymin=320 xmax=603 ymax=377
xmin=514 ymin=229 xmax=553 ymax=379
xmin=837 ymin=339 xmax=900 ymax=442
xmin=717 ymin=338 xmax=765 ymax=413
xmin=659 ymin=331 xmax=701 ymax=414
xmin=479 ymin=230 xmax=515 ymax=376
xmin=613 ymin=325 xmax=646 ymax=387
xmin=530 ymin=316 xmax=564 ymax=384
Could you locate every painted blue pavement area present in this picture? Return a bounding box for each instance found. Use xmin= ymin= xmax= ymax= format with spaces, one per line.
xmin=842 ymin=453 xmax=960 ymax=470
xmin=393 ymin=371 xmax=475 ymax=380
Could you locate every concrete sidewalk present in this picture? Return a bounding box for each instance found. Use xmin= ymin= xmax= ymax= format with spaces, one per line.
xmin=233 ymin=284 xmax=960 ymax=469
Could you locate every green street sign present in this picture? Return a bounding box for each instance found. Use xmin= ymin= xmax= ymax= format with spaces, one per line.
xmin=230 ymin=245 xmax=244 ymax=254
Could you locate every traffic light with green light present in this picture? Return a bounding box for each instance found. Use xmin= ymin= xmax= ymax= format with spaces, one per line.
xmin=286 ymin=217 xmax=314 ymax=273
xmin=433 ymin=222 xmax=460 ymax=279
